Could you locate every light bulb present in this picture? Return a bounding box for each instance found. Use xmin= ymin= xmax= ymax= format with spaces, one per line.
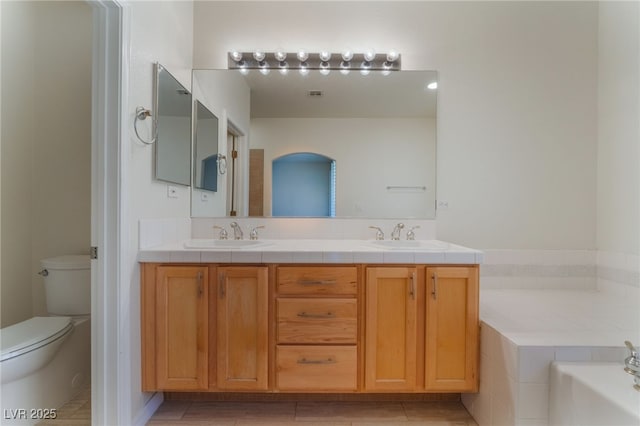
xmin=427 ymin=82 xmax=438 ymax=90
xmin=296 ymin=50 xmax=309 ymax=62
xmin=341 ymin=50 xmax=354 ymax=62
xmin=386 ymin=50 xmax=399 ymax=63
xmin=274 ymin=50 xmax=287 ymax=62
xmin=253 ymin=50 xmax=266 ymax=62
xmin=230 ymin=51 xmax=243 ymax=62
xmin=319 ymin=51 xmax=331 ymax=62
xmin=363 ymin=49 xmax=376 ymax=62
xmin=319 ymin=62 xmax=330 ymax=75
xmin=360 ymin=60 xmax=371 ymax=76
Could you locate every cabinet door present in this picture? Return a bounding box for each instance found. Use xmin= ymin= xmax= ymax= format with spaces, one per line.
xmin=156 ymin=266 xmax=208 ymax=390
xmin=425 ymin=267 xmax=479 ymax=391
xmin=217 ymin=266 xmax=269 ymax=390
xmin=365 ymin=267 xmax=418 ymax=391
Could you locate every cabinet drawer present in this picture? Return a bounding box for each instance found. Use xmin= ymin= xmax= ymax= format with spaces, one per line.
xmin=277 ymin=266 xmax=357 ymax=295
xmin=276 ymin=346 xmax=357 ymax=391
xmin=277 ymin=298 xmax=357 ymax=344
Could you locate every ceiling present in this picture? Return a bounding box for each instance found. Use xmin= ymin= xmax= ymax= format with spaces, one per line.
xmin=242 ymin=70 xmax=438 ymax=119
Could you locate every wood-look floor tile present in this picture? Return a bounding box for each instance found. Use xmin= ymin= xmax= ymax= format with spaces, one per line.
xmin=149 ymin=400 xmax=193 ymax=420
xmin=353 ymin=422 xmax=472 ymax=426
xmin=183 ymin=401 xmax=296 ymax=421
xmin=402 ymin=402 xmax=476 ymax=424
xmin=147 ymin=421 xmax=235 ymax=426
xmin=296 ymin=402 xmax=407 ymax=421
xmin=237 ymin=421 xmax=351 ymax=426
xmin=37 ymin=420 xmax=91 ymax=426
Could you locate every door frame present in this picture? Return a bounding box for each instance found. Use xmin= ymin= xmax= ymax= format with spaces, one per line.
xmin=90 ymin=0 xmax=128 ymax=424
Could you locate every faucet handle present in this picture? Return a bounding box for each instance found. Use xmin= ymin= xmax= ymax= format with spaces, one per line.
xmin=406 ymin=226 xmax=421 ymax=240
xmin=625 ymin=341 xmax=638 ymax=357
xmin=250 ymin=226 xmax=265 ymax=241
xmin=369 ymin=226 xmax=384 ymax=240
xmin=213 ymin=225 xmax=228 ymax=240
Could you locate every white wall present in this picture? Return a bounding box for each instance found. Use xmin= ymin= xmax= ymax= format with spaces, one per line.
xmin=124 ymin=1 xmax=194 ymax=422
xmin=597 ymin=1 xmax=640 ymax=256
xmin=251 ymin=117 xmax=436 ymax=218
xmin=193 ymin=1 xmax=599 ymax=250
xmin=0 ymin=1 xmax=92 ymax=327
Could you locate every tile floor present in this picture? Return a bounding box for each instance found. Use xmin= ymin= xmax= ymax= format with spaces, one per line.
xmin=147 ymin=400 xmax=478 ymax=425
xmin=37 ymin=384 xmax=91 ymax=425
xmin=35 ymin=386 xmax=477 ymax=425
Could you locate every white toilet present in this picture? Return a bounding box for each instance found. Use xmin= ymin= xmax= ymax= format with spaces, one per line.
xmin=0 ymin=255 xmax=91 ymax=425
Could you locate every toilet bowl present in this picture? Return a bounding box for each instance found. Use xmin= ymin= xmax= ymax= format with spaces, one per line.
xmin=0 ymin=255 xmax=91 ymax=425
xmin=0 ymin=316 xmax=74 ymax=384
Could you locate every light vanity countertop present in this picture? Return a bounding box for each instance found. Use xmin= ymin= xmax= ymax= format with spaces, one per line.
xmin=138 ymin=239 xmax=484 ymax=264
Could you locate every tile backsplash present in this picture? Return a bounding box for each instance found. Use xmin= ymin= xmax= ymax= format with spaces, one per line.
xmin=190 ymin=217 xmax=437 ymax=241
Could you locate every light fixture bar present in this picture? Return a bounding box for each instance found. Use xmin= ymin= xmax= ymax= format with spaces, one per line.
xmin=228 ymin=51 xmax=401 ymax=72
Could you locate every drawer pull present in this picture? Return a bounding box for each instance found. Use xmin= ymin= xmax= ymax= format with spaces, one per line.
xmin=297 ymin=311 xmax=336 ymax=319
xmin=298 ymin=279 xmax=337 ymax=286
xmin=297 ymin=357 xmax=337 ymax=365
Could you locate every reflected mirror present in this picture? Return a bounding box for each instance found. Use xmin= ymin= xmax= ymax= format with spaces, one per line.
xmin=193 ymin=100 xmax=220 ymax=191
xmin=191 ymin=69 xmax=437 ymax=218
xmin=155 ymin=64 xmax=192 ymax=186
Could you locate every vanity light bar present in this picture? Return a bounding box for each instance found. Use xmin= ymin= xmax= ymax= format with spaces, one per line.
xmin=227 ymin=50 xmax=401 ymax=74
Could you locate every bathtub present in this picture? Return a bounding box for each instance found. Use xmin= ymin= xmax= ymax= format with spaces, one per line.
xmin=0 ymin=318 xmax=91 ymax=425
xmin=550 ymin=362 xmax=640 ymax=426
xmin=462 ymin=288 xmax=640 ymax=425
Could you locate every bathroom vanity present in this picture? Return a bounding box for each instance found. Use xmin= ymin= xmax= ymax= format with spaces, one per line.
xmin=139 ymin=240 xmax=481 ymax=395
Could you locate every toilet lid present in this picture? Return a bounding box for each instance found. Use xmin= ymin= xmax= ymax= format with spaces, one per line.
xmin=0 ymin=316 xmax=73 ymax=362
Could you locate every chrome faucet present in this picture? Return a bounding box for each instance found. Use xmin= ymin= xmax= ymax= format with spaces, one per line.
xmin=229 ymin=222 xmax=244 ymax=240
xmin=391 ymin=223 xmax=405 ymax=240
xmin=213 ymin=225 xmax=228 ymax=240
xmin=369 ymin=226 xmax=385 ymax=240
xmin=406 ymin=226 xmax=420 ymax=240
xmin=249 ymin=226 xmax=265 ymax=240
xmin=624 ymin=341 xmax=640 ymax=390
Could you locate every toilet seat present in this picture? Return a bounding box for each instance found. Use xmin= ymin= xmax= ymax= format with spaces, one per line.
xmin=0 ymin=316 xmax=73 ymax=362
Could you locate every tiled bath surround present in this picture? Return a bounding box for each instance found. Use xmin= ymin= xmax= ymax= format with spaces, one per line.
xmin=462 ymin=288 xmax=639 ymax=426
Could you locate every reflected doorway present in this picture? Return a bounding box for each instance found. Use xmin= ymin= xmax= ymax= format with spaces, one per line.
xmin=272 ymin=153 xmax=336 ymax=217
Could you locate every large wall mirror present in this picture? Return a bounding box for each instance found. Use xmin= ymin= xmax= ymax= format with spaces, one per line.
xmin=191 ymin=69 xmax=437 ymax=219
xmin=155 ymin=64 xmax=192 ymax=186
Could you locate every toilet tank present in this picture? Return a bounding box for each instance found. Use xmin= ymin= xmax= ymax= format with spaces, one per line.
xmin=41 ymin=255 xmax=91 ymax=316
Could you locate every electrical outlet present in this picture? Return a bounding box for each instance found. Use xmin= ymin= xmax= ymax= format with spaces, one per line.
xmin=437 ymin=200 xmax=449 ymax=209
xmin=201 ymin=192 xmax=209 ymax=202
xmin=167 ymin=185 xmax=178 ymax=199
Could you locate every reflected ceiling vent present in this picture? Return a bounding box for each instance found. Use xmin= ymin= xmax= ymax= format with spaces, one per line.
xmin=308 ymin=90 xmax=324 ymax=98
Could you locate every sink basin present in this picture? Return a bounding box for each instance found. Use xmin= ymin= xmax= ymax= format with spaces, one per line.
xmin=183 ymin=239 xmax=267 ymax=250
xmin=367 ymin=240 xmax=450 ymax=250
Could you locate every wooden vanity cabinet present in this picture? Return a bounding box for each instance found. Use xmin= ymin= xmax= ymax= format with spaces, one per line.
xmin=216 ymin=266 xmax=269 ymax=391
xmin=364 ymin=265 xmax=479 ymax=392
xmin=141 ymin=264 xmax=209 ymax=391
xmin=275 ymin=266 xmax=358 ymax=391
xmin=141 ymin=262 xmax=479 ymax=394
xmin=364 ymin=267 xmax=419 ymax=391
xmin=425 ymin=267 xmax=479 ymax=392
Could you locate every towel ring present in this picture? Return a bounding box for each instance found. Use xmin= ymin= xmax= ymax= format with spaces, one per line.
xmin=218 ymin=154 xmax=227 ymax=175
xmin=134 ymin=106 xmax=157 ymax=145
